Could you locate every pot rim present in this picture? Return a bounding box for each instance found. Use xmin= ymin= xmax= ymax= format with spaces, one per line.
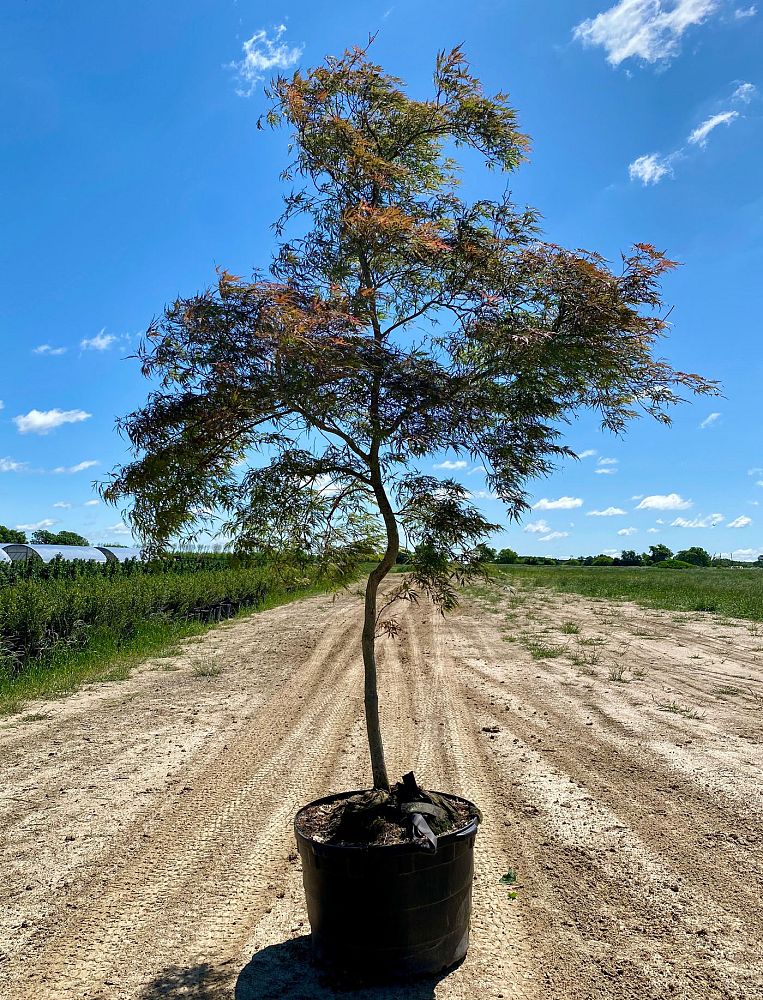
xmin=294 ymin=787 xmax=480 ymax=854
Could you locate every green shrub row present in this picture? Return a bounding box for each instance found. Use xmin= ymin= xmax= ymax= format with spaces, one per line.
xmin=0 ymin=563 xmax=321 ymax=677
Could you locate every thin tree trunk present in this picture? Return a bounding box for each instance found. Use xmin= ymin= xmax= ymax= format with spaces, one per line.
xmin=362 ymin=465 xmax=399 ymax=791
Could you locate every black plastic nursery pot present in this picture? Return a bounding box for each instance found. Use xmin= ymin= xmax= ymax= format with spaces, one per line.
xmin=294 ymin=789 xmax=480 ymax=979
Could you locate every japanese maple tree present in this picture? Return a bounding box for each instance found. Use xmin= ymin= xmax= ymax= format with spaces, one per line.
xmin=103 ymin=45 xmax=715 ymax=790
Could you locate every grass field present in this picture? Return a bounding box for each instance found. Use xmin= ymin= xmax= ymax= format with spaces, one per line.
xmin=495 ymin=564 xmax=763 ymax=622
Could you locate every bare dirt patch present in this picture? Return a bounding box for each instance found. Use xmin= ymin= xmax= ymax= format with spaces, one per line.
xmin=1 ymin=580 xmax=761 ymax=998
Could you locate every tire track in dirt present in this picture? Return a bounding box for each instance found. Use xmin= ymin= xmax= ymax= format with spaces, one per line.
xmin=447 ymin=596 xmax=763 ymax=998
xmin=10 ymin=602 xmax=367 ymax=999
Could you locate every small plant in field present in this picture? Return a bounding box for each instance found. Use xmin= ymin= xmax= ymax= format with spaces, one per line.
xmin=748 ymin=622 xmax=761 ymax=638
xmin=499 ymin=869 xmax=517 ymax=885
xmin=632 ymin=667 xmax=647 ymax=679
xmin=608 ymin=664 xmax=628 ymax=683
xmin=560 ymin=622 xmax=580 ymax=635
xmin=524 ymin=638 xmax=566 ymax=660
xmin=714 ymin=684 xmax=741 ymax=697
xmin=654 ymin=698 xmax=706 ymax=720
xmin=192 ymin=659 xmax=222 ymax=677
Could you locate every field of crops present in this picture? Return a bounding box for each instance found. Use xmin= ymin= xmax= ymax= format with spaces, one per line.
xmin=496 ymin=563 xmax=763 ymax=621
xmin=0 ymin=555 xmax=344 ymax=711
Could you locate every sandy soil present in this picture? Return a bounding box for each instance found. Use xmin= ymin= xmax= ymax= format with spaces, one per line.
xmin=1 ymin=579 xmax=762 ymax=999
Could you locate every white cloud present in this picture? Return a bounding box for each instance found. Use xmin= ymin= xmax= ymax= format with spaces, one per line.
xmin=84 ymin=499 xmax=100 ymax=507
xmin=578 ymin=449 xmax=597 ymax=459
xmin=699 ymin=411 xmax=721 ymax=428
xmin=434 ymin=460 xmax=468 ymax=471
xmin=757 ymin=481 xmax=763 ymax=488
xmin=734 ymin=6 xmax=757 ymax=18
xmin=732 ymin=81 xmax=757 ymax=102
xmin=629 ymin=152 xmax=676 ymax=185
xmin=470 ymin=489 xmax=498 ymax=500
xmin=524 ymin=519 xmax=551 ymax=534
xmin=749 ymin=467 xmax=763 ymax=476
xmin=598 ymin=457 xmax=618 ymax=466
xmin=647 ymin=527 xmax=660 ymax=533
xmin=16 ymin=518 xmax=58 ymax=531
xmin=33 ymin=344 xmax=67 ymax=356
xmin=53 ymin=459 xmax=99 ymax=474
xmin=595 ymin=468 xmax=617 ymax=475
xmin=232 ymin=25 xmax=303 ymax=97
xmin=539 ymin=531 xmax=569 ymax=542
xmin=53 ymin=501 xmax=72 ymax=509
xmin=618 ymin=527 xmax=638 ymax=536
xmin=688 ymin=110 xmax=739 ymax=147
xmin=533 ymin=496 xmax=584 ymax=510
xmin=0 ymin=457 xmax=27 ymax=473
xmin=731 ymin=548 xmax=763 ymax=561
xmin=105 ymin=521 xmax=131 ymax=536
xmin=14 ymin=408 xmax=92 ymax=435
xmin=632 ymin=494 xmax=644 ymax=500
xmin=573 ymin=0 xmax=719 ymax=67
xmin=671 ymin=513 xmax=724 ymax=527
xmin=467 ymin=466 xmax=486 ymax=475
xmin=587 ymin=507 xmax=627 ymax=516
xmin=80 ymin=330 xmax=116 ymax=351
xmin=0 ymin=400 xmax=4 ymax=410
xmin=637 ymin=493 xmax=692 ymax=510
xmin=727 ymin=515 xmax=752 ymax=528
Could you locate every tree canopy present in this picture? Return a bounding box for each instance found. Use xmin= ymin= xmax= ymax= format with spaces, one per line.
xmin=102 ymin=44 xmax=716 ymax=789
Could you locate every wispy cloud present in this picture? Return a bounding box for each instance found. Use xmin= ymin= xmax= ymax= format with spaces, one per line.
xmin=629 ymin=152 xmax=677 ymax=185
xmin=578 ymin=449 xmax=597 ymax=459
xmin=14 ymin=408 xmax=92 ymax=435
xmin=16 ymin=518 xmax=58 ymax=531
xmin=637 ymin=493 xmax=692 ymax=510
xmin=732 ymin=81 xmax=758 ymax=102
xmin=595 ymin=468 xmax=617 ymax=475
xmin=434 ymin=459 xmax=468 ymax=470
xmin=734 ymin=5 xmax=757 ymax=18
xmin=617 ymin=527 xmax=638 ymax=536
xmin=0 ymin=457 xmax=28 ymax=473
xmin=232 ymin=25 xmax=303 ymax=97
xmin=573 ymin=0 xmax=719 ymax=67
xmin=53 ymin=501 xmax=72 ymax=509
xmin=671 ymin=513 xmax=724 ymax=527
xmin=81 ymin=331 xmax=117 ymax=351
xmin=533 ymin=496 xmax=583 ymax=510
xmin=688 ymin=110 xmax=739 ymax=147
xmin=728 ymin=515 xmax=752 ymax=528
xmin=52 ymin=459 xmax=99 ymax=474
xmin=524 ymin=519 xmax=551 ymax=533
xmin=33 ymin=344 xmax=67 ymax=356
xmin=699 ymin=411 xmax=721 ymax=428
xmin=598 ymin=457 xmax=618 ymax=466
xmin=105 ymin=521 xmax=131 ymax=537
xmin=84 ymin=499 xmax=100 ymax=507
xmin=587 ymin=507 xmax=627 ymax=516
xmin=539 ymin=531 xmax=569 ymax=542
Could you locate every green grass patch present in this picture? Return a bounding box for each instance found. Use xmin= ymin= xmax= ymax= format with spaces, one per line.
xmin=495 ymin=565 xmax=763 ymax=622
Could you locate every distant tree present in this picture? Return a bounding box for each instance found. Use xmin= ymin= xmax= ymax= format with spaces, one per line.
xmin=675 ymin=546 xmax=711 ymax=568
xmin=31 ymin=529 xmax=90 ymax=546
xmin=648 ymin=543 xmax=673 ymax=563
xmin=474 ymin=543 xmax=497 ymax=562
xmin=52 ymin=530 xmax=91 ymax=547
xmin=496 ymin=547 xmax=518 ymax=564
xmin=619 ymin=549 xmax=643 ymax=566
xmin=592 ymin=554 xmax=615 ymax=566
xmin=0 ymin=525 xmax=27 ymax=544
xmin=102 ymin=44 xmax=716 ymax=793
xmin=656 ymin=558 xmax=692 ymax=569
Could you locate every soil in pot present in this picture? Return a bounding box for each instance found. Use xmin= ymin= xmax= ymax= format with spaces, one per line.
xmin=295 ymin=771 xmax=480 ymax=847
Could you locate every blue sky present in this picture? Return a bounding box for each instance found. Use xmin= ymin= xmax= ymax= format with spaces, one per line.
xmin=1 ymin=1 xmax=761 ymax=558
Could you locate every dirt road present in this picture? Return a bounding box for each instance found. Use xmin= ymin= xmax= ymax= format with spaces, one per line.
xmin=2 ymin=581 xmax=762 ymax=999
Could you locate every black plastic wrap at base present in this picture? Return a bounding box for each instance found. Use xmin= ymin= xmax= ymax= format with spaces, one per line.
xmin=294 ymin=789 xmax=479 ymax=979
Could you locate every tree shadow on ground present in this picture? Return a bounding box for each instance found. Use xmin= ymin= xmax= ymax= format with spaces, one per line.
xmin=137 ymin=936 xmax=455 ymax=999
